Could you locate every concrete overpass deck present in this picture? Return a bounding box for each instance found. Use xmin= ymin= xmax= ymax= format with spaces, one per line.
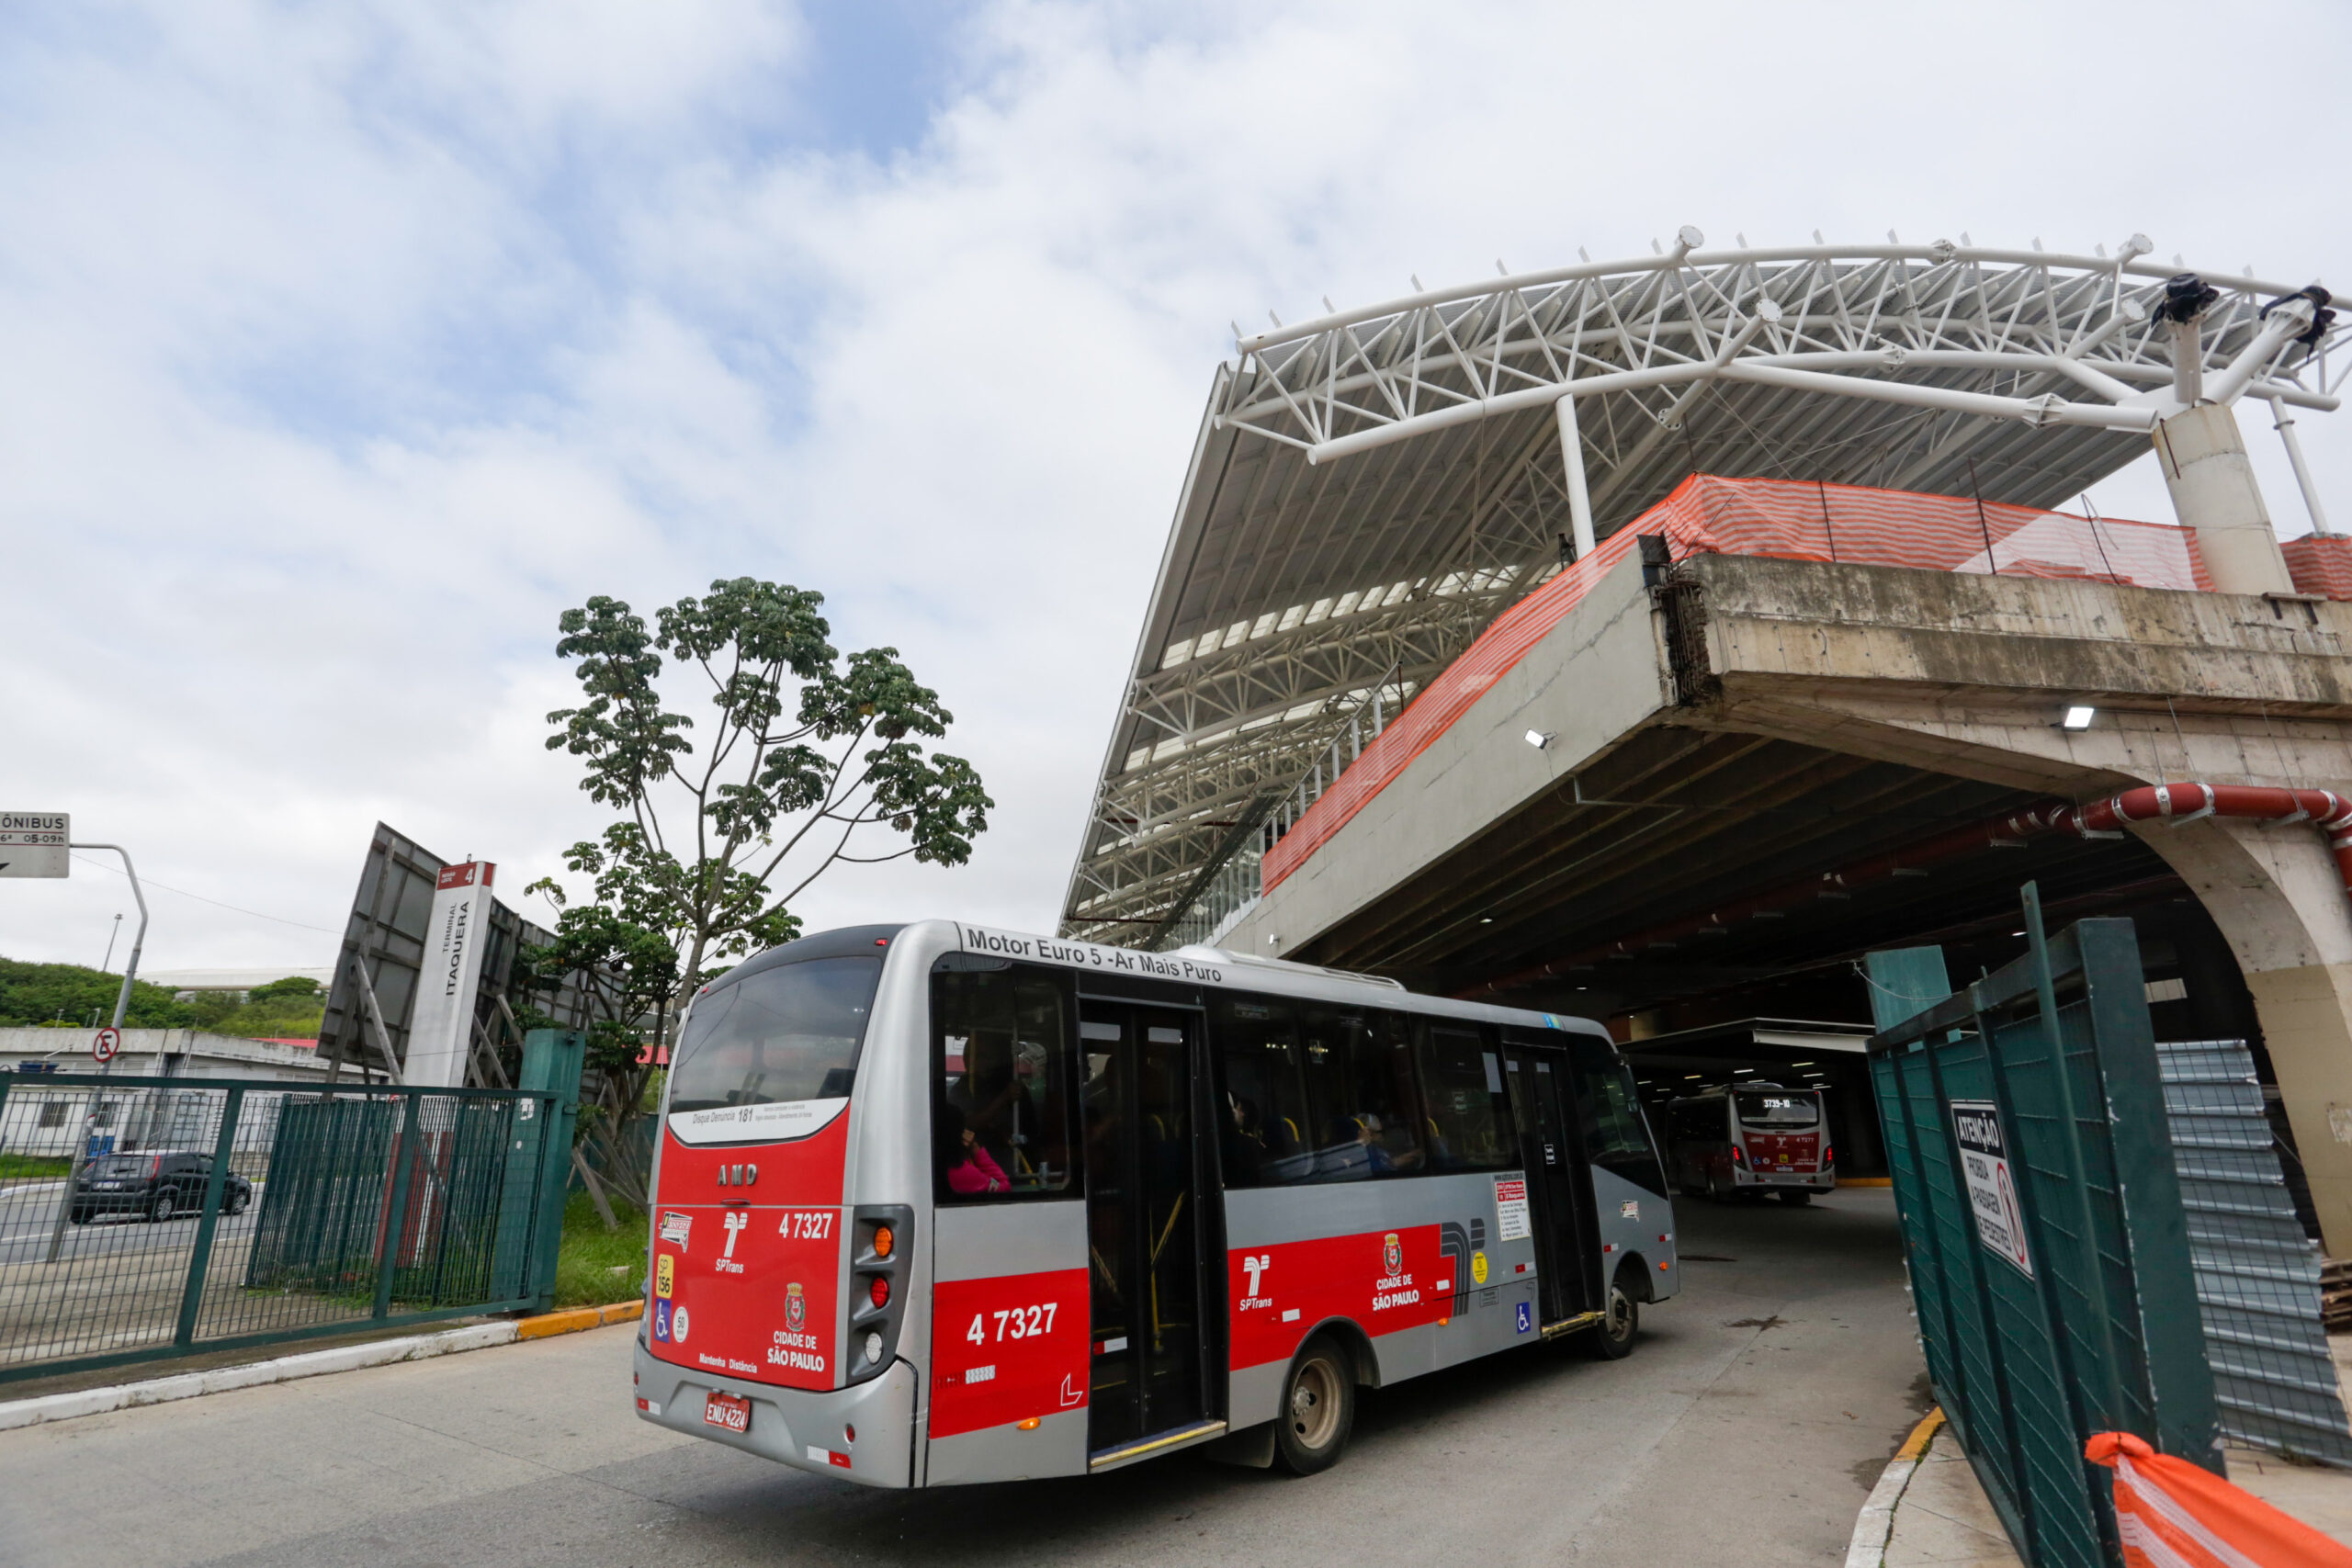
xmin=1224 ymin=544 xmax=2352 ymax=1250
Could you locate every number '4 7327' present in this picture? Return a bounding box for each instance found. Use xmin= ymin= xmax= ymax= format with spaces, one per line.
xmin=966 ymin=1303 xmax=1057 ymax=1344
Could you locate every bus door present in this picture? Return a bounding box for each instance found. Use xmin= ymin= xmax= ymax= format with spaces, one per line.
xmin=1501 ymin=1036 xmax=1601 ymax=1326
xmin=1078 ymin=1003 xmax=1211 ymax=1457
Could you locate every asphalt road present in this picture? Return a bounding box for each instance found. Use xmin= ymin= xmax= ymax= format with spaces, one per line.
xmin=0 ymin=1188 xmax=1922 ymax=1568
xmin=0 ymin=1182 xmax=261 ymax=1258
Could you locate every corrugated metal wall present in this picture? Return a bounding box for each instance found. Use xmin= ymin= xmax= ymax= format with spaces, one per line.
xmin=2158 ymin=1038 xmax=2352 ymax=1465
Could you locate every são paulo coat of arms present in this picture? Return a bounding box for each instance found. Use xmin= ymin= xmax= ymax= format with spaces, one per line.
xmin=1382 ymin=1232 xmax=1402 ymax=1276
xmin=786 ymin=1281 xmax=807 ymax=1332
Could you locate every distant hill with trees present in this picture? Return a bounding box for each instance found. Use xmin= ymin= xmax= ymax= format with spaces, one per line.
xmin=0 ymin=959 xmax=324 ymax=1038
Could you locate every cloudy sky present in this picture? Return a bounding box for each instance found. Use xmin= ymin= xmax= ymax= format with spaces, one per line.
xmin=4 ymin=0 xmax=2347 ymax=977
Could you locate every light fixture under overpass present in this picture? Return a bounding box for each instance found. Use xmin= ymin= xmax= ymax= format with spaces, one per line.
xmin=1060 ymin=234 xmax=2351 ymax=951
xmin=2062 ymin=705 xmax=2098 ymax=731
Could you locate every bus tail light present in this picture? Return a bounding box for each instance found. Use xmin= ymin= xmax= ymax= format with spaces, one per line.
xmin=845 ymin=1204 xmax=912 ymax=1388
xmin=1729 ymin=1145 xmax=1746 ymax=1165
xmin=1823 ymin=1144 xmax=1835 ymax=1168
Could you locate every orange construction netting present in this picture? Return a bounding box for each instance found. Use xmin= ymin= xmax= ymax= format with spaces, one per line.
xmin=2087 ymin=1431 xmax=2352 ymax=1566
xmin=1261 ymin=473 xmax=2211 ymax=894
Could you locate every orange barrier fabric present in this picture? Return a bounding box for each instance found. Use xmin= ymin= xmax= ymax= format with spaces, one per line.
xmin=1261 ymin=474 xmax=2207 ymax=893
xmin=2283 ymin=534 xmax=2352 ymax=601
xmin=2087 ymin=1432 xmax=2352 ymax=1567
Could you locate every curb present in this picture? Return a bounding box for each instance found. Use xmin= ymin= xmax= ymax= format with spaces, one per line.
xmin=0 ymin=1299 xmax=642 ymax=1435
xmin=518 ymin=1299 xmax=643 ymax=1339
xmin=1846 ymin=1407 xmax=1947 ymax=1568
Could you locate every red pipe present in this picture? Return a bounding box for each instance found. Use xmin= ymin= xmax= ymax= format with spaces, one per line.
xmin=2026 ymin=784 xmax=2352 ymax=892
xmin=1471 ymin=781 xmax=2352 ymax=998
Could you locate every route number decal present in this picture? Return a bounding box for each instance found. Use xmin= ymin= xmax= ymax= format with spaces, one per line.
xmin=780 ymin=1210 xmax=834 ymax=1240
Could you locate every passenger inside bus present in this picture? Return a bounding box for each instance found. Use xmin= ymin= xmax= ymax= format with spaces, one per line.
xmin=1351 ymin=1112 xmax=1423 ymax=1174
xmin=948 ymin=1029 xmax=1023 ymax=1170
xmin=937 ymin=1104 xmax=1009 ymax=1194
xmin=1225 ymin=1093 xmax=1271 ymax=1184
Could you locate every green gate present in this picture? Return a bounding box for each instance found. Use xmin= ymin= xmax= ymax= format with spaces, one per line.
xmin=0 ymin=1030 xmax=585 ymax=1384
xmin=1864 ymin=888 xmax=2219 ymax=1568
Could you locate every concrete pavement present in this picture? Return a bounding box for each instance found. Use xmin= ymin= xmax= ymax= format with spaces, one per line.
xmin=0 ymin=1189 xmax=1920 ymax=1568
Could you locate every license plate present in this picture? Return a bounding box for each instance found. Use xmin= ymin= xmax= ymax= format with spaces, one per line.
xmin=703 ymin=1391 xmax=751 ymax=1433
xmin=96 ymin=1182 xmax=120 ymax=1190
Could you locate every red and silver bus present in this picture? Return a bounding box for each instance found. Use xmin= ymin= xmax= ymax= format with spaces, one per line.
xmin=1661 ymin=1083 xmax=1832 ymax=1204
xmin=633 ymin=920 xmax=1677 ymax=1484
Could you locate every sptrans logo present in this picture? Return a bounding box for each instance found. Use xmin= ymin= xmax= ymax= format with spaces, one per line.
xmin=786 ymin=1281 xmax=806 ymax=1332
xmin=1382 ymin=1233 xmax=1402 ymax=1276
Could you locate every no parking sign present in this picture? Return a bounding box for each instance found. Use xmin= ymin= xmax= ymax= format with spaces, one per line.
xmin=91 ymin=1026 xmax=120 ymax=1064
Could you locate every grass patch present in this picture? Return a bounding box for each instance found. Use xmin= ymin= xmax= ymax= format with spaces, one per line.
xmin=552 ymin=1189 xmax=649 ymax=1309
xmin=0 ymin=1153 xmax=72 ymax=1181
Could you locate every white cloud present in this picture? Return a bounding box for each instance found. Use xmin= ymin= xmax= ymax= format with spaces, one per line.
xmin=3 ymin=0 xmax=2346 ymax=973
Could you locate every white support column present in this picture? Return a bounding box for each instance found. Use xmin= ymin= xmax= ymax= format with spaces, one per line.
xmin=1555 ymin=392 xmax=1597 ymax=560
xmin=2153 ymin=401 xmax=2296 ymax=594
xmin=2167 ymin=317 xmax=2204 ymax=407
xmin=2267 ymin=395 xmax=2334 ymax=536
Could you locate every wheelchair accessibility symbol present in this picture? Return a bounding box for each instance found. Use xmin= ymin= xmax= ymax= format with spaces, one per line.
xmin=1515 ymin=1301 xmax=1532 ymax=1334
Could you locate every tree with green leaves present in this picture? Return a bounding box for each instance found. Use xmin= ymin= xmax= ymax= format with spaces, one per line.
xmin=524 ymin=577 xmax=990 ymax=1208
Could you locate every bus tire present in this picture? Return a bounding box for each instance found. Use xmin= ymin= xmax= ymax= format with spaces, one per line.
xmin=1588 ymin=1269 xmax=1639 ymax=1361
xmin=1273 ymin=1335 xmax=1355 ymax=1475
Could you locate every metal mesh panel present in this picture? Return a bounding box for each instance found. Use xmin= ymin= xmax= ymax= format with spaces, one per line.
xmin=0 ymin=1073 xmax=559 ymax=1383
xmin=1865 ymin=904 xmax=2222 ymax=1568
xmin=2157 ymin=1039 xmax=2352 ymax=1465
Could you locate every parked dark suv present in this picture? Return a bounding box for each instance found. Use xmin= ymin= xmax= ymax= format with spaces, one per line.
xmin=70 ymin=1151 xmax=252 ymax=1224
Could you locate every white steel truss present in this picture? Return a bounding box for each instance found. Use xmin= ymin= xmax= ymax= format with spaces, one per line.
xmin=1061 ymin=233 xmax=2347 ymax=948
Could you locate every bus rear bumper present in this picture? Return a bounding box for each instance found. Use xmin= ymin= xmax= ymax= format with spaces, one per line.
xmin=634 ymin=1338 xmax=920 ymax=1488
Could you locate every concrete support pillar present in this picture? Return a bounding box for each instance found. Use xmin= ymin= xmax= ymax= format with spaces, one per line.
xmin=2153 ymin=400 xmax=2295 ymax=595
xmin=2131 ymin=817 xmax=2352 ymax=1255
xmin=1555 ymin=393 xmax=1597 ymax=560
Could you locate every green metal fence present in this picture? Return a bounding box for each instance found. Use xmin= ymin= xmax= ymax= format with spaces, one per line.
xmin=1865 ymin=890 xmax=2219 ymax=1568
xmin=0 ymin=1032 xmax=583 ymax=1385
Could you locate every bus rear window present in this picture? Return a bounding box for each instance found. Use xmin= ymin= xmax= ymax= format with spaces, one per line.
xmin=1735 ymin=1091 xmax=1820 ymax=1127
xmin=669 ymin=956 xmax=883 ymax=1113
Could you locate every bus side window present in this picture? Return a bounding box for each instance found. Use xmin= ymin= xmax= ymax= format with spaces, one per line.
xmin=1414 ymin=1021 xmax=1512 ymax=1172
xmin=1215 ymin=997 xmax=1311 ymax=1188
xmin=1295 ymin=1008 xmax=1426 ymax=1181
xmin=931 ymin=961 xmax=1080 ymax=1203
xmin=1565 ymin=1037 xmax=1668 ymax=1197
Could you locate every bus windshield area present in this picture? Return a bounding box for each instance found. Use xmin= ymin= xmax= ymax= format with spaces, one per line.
xmin=668 ymin=955 xmax=883 ymax=1113
xmin=1735 ymin=1090 xmax=1820 ymax=1127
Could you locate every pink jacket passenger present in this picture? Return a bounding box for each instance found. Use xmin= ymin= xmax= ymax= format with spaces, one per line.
xmin=947 ymin=1144 xmax=1009 ymax=1194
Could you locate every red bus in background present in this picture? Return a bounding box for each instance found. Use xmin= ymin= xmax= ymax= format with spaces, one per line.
xmin=1662 ymin=1083 xmax=1833 ymax=1204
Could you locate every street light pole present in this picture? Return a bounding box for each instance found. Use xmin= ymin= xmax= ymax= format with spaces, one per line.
xmin=82 ymin=845 xmax=150 ymax=1028
xmin=44 ymin=843 xmax=149 ymax=1263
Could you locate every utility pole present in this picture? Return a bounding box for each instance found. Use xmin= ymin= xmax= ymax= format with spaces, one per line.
xmin=43 ymin=843 xmax=149 ymax=1263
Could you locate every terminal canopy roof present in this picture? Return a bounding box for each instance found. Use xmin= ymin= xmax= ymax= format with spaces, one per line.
xmin=1061 ymin=236 xmax=2348 ymax=949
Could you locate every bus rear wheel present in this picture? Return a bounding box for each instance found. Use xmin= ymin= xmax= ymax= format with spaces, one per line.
xmin=1588 ymin=1269 xmax=1639 ymax=1361
xmin=1273 ymin=1335 xmax=1355 ymax=1475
